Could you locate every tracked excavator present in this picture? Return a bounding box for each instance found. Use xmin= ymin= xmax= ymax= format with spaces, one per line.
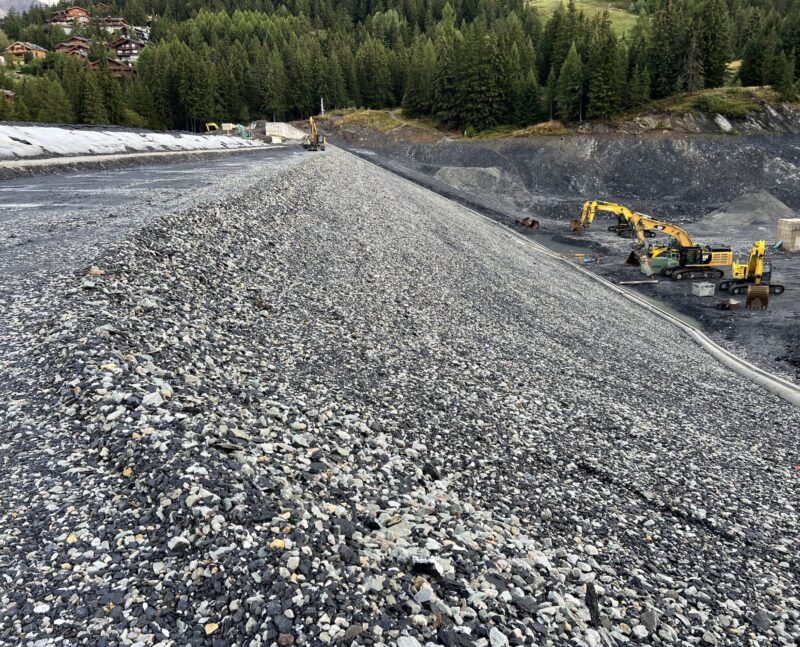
xmin=570 ymin=200 xmax=655 ymax=236
xmin=302 ymin=116 xmax=326 ymax=151
xmin=626 ymin=213 xmax=733 ymax=280
xmin=719 ymin=240 xmax=785 ymax=295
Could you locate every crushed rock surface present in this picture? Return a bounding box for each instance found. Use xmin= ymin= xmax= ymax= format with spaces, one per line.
xmin=0 ymin=150 xmax=798 ymax=646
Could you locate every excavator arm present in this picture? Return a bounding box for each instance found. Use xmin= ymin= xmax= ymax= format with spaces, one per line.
xmin=571 ymin=200 xmax=636 ymax=233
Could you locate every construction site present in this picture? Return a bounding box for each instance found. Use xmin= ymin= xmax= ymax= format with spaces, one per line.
xmin=0 ymin=121 xmax=798 ymax=646
xmin=328 ymin=121 xmax=800 ymax=381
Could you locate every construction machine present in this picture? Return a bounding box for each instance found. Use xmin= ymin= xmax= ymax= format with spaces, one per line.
xmin=302 ymin=116 xmax=326 ymax=151
xmin=719 ymin=240 xmax=785 ymax=295
xmin=625 ymin=213 xmax=733 ymax=280
xmin=570 ymin=200 xmax=655 ymax=236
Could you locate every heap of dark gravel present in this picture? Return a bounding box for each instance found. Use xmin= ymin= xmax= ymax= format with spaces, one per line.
xmin=0 ymin=150 xmax=797 ymax=646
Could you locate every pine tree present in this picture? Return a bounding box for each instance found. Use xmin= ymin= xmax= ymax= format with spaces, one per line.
xmin=556 ymin=42 xmax=582 ymax=121
xmin=433 ymin=31 xmax=460 ymax=126
xmin=355 ymin=36 xmax=393 ymax=108
xmin=39 ymin=79 xmax=74 ymax=123
xmin=517 ymin=70 xmax=543 ymax=126
xmin=403 ymin=37 xmax=437 ymax=117
xmin=774 ymin=49 xmax=797 ymax=100
xmin=698 ymin=0 xmax=730 ymax=88
xmin=650 ymin=0 xmax=687 ymax=98
xmin=739 ymin=37 xmax=764 ymax=86
xmin=587 ymin=15 xmax=622 ymax=119
xmin=684 ymin=32 xmax=705 ymax=93
xmin=262 ymin=49 xmax=287 ymax=120
xmin=544 ymin=66 xmax=558 ymax=120
xmin=629 ymin=64 xmax=651 ymax=107
xmin=82 ymin=72 xmax=109 ymax=125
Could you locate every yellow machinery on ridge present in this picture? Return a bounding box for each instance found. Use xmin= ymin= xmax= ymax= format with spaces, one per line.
xmin=626 ymin=212 xmax=733 ymax=280
xmin=302 ymin=116 xmax=326 ymax=151
xmin=719 ymin=240 xmax=785 ymax=295
xmin=570 ymin=200 xmax=655 ymax=236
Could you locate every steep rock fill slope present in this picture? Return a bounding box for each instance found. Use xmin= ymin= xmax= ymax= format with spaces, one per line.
xmin=0 ymin=151 xmax=797 ymax=646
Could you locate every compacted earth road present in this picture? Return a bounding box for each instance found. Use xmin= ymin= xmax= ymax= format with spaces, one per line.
xmin=0 ymin=150 xmax=797 ymax=646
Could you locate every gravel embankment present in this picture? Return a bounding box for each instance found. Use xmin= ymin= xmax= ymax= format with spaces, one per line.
xmin=0 ymin=150 xmax=797 ymax=646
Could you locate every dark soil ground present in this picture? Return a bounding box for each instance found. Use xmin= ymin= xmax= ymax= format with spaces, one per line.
xmin=331 ymin=127 xmax=800 ymax=381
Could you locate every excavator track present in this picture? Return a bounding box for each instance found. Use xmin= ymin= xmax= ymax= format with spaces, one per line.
xmin=670 ymin=268 xmax=726 ymax=281
xmin=729 ymin=283 xmax=785 ymax=295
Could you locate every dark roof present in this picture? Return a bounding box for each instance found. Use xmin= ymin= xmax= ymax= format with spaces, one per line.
xmin=8 ymin=42 xmax=48 ymax=52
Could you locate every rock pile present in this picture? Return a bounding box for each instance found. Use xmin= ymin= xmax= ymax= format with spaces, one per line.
xmin=0 ymin=151 xmax=797 ymax=646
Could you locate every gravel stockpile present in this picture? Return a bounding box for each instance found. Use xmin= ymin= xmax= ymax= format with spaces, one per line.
xmin=0 ymin=150 xmax=798 ymax=646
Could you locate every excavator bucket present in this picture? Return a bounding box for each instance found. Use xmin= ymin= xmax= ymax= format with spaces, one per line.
xmin=626 ymin=251 xmax=641 ymax=266
xmin=746 ymin=285 xmax=769 ymax=309
xmin=569 ymin=219 xmax=584 ymax=234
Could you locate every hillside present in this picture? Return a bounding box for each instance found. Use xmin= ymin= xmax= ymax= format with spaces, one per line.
xmin=1 ymin=0 xmax=800 ymax=133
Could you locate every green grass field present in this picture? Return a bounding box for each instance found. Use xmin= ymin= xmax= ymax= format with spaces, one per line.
xmin=527 ymin=0 xmax=639 ymax=36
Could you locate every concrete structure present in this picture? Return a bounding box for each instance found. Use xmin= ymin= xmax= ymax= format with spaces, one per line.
xmin=777 ymin=218 xmax=800 ymax=252
xmin=691 ymin=282 xmax=715 ymax=297
xmin=250 ymin=121 xmax=307 ymax=141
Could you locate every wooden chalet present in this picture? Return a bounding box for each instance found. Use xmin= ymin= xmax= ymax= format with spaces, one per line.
xmin=95 ymin=2 xmax=112 ymax=11
xmin=4 ymin=42 xmax=48 ymax=60
xmin=55 ymin=35 xmax=92 ymax=58
xmin=107 ymin=36 xmax=143 ymax=63
xmin=1 ymin=89 xmax=15 ymax=104
xmin=49 ymin=6 xmax=91 ymax=33
xmin=89 ymin=57 xmax=134 ymax=80
xmin=101 ymin=17 xmax=132 ymax=34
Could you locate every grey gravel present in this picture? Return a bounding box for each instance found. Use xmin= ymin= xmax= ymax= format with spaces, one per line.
xmin=0 ymin=149 xmax=798 ymax=646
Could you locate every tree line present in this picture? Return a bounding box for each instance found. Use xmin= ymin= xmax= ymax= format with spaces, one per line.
xmin=1 ymin=0 xmax=800 ymax=131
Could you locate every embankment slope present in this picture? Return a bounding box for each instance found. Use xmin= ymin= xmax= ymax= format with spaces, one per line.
xmin=0 ymin=151 xmax=797 ymax=646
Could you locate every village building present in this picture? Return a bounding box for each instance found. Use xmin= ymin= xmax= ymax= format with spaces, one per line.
xmin=1 ymin=89 xmax=15 ymax=104
xmin=88 ymin=57 xmax=135 ymax=80
xmin=48 ymin=6 xmax=91 ymax=34
xmin=55 ymin=36 xmax=92 ymax=59
xmin=107 ymin=36 xmax=144 ymax=63
xmin=101 ymin=16 xmax=132 ymax=34
xmin=4 ymin=42 xmax=48 ymax=61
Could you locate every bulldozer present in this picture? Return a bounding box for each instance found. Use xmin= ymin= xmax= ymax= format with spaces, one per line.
xmin=719 ymin=240 xmax=785 ymax=295
xmin=625 ymin=213 xmax=733 ymax=280
xmin=302 ymin=116 xmax=326 ymax=151
xmin=570 ymin=200 xmax=655 ymax=237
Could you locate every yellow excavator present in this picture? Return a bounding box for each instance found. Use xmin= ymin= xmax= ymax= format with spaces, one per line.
xmin=570 ymin=200 xmax=655 ymax=236
xmin=719 ymin=240 xmax=785 ymax=295
xmin=302 ymin=116 xmax=326 ymax=151
xmin=626 ymin=213 xmax=733 ymax=280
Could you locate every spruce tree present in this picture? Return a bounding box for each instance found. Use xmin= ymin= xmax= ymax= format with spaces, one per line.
xmin=739 ymin=37 xmax=764 ymax=86
xmin=262 ymin=49 xmax=287 ymax=120
xmin=698 ymin=0 xmax=730 ymax=88
xmin=650 ymin=0 xmax=688 ymax=98
xmin=629 ymin=64 xmax=651 ymax=107
xmin=545 ymin=66 xmax=558 ymax=120
xmin=587 ymin=16 xmax=622 ymax=119
xmin=774 ymin=49 xmax=796 ymax=100
xmin=684 ymin=32 xmax=705 ymax=93
xmin=40 ymin=79 xmax=74 ymax=123
xmin=517 ymin=70 xmax=543 ymax=126
xmin=556 ymin=42 xmax=582 ymax=121
xmin=82 ymin=72 xmax=109 ymax=125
